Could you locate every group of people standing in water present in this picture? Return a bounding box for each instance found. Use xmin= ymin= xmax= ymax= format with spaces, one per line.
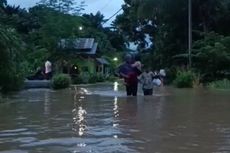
xmin=117 ymin=54 xmax=165 ymax=96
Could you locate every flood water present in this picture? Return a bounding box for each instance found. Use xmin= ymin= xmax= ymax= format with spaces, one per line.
xmin=0 ymin=83 xmax=230 ymax=153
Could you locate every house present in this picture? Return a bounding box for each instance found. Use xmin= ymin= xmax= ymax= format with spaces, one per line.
xmin=58 ymin=38 xmax=110 ymax=76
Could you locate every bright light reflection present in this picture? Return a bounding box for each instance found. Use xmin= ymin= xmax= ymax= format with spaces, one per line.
xmin=113 ymin=96 xmax=119 ymax=129
xmin=44 ymin=91 xmax=50 ymax=115
xmin=113 ymin=81 xmax=118 ymax=91
xmin=113 ymin=97 xmax=119 ymax=117
xmin=73 ymin=106 xmax=87 ymax=137
xmin=77 ymin=143 xmax=86 ymax=147
xmin=80 ymin=96 xmax=85 ymax=99
xmin=113 ymin=135 xmax=118 ymax=139
xmin=79 ymin=88 xmax=91 ymax=95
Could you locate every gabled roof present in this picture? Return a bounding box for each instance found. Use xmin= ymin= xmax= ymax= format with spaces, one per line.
xmin=96 ymin=58 xmax=109 ymax=65
xmin=58 ymin=38 xmax=98 ymax=55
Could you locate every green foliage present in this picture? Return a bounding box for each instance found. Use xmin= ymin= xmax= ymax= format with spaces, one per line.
xmin=72 ymin=75 xmax=84 ymax=84
xmin=208 ymin=79 xmax=230 ymax=90
xmin=115 ymin=0 xmax=230 ymax=75
xmin=0 ymin=25 xmax=24 ymax=92
xmin=83 ymin=12 xmax=105 ymax=29
xmin=29 ymin=6 xmax=85 ymax=51
xmin=88 ymin=75 xmax=98 ymax=84
xmin=0 ymin=1 xmax=120 ymax=93
xmin=192 ymin=32 xmax=230 ymax=82
xmin=51 ymin=74 xmax=71 ymax=89
xmin=173 ymin=70 xmax=195 ymax=88
xmin=72 ymin=73 xmax=107 ymax=84
xmin=106 ymin=75 xmax=117 ymax=82
xmin=38 ymin=0 xmax=85 ymax=15
xmin=88 ymin=74 xmax=105 ymax=84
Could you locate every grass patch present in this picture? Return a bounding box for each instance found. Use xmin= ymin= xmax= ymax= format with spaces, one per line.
xmin=173 ymin=70 xmax=195 ymax=88
xmin=208 ymin=79 xmax=230 ymax=90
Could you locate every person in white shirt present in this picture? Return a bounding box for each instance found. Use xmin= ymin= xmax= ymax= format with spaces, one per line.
xmin=139 ymin=67 xmax=155 ymax=95
xmin=45 ymin=60 xmax=52 ymax=79
xmin=159 ymin=69 xmax=166 ymax=86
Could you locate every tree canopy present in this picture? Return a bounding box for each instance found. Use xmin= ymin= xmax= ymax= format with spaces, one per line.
xmin=114 ymin=0 xmax=230 ymax=81
xmin=1 ymin=0 xmax=230 ymax=92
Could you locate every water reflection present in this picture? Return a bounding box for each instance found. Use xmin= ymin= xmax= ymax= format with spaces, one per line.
xmin=72 ymin=92 xmax=87 ymax=137
xmin=1 ymin=86 xmax=230 ymax=153
xmin=44 ymin=91 xmax=50 ymax=115
xmin=113 ymin=97 xmax=119 ymax=118
xmin=114 ymin=82 xmax=118 ymax=91
xmin=113 ymin=96 xmax=119 ymax=139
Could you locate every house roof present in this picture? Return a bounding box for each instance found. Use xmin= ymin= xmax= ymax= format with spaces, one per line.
xmin=96 ymin=58 xmax=109 ymax=65
xmin=58 ymin=38 xmax=98 ymax=55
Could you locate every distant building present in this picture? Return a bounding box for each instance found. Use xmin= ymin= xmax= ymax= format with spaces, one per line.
xmin=57 ymin=38 xmax=110 ymax=76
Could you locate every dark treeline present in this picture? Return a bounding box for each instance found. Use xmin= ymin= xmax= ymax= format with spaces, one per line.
xmin=114 ymin=0 xmax=230 ymax=83
xmin=0 ymin=0 xmax=124 ymax=92
xmin=1 ymin=0 xmax=230 ymax=92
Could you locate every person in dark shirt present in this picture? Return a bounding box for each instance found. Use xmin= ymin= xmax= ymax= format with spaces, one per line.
xmin=118 ymin=54 xmax=140 ymax=96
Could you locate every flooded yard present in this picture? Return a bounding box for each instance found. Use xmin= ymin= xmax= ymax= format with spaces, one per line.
xmin=0 ymin=83 xmax=230 ymax=153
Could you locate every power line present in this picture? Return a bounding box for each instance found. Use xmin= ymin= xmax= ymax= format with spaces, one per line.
xmin=102 ymin=8 xmax=123 ymax=25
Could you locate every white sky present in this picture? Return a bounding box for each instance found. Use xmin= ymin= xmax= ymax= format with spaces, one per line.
xmin=7 ymin=0 xmax=124 ymax=23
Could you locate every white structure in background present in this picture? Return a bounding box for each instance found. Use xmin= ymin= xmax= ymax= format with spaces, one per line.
xmin=159 ymin=69 xmax=166 ymax=77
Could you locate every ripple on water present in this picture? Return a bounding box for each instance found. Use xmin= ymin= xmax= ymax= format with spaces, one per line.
xmin=18 ymin=137 xmax=138 ymax=153
xmin=0 ymin=150 xmax=28 ymax=153
xmin=1 ymin=85 xmax=230 ymax=153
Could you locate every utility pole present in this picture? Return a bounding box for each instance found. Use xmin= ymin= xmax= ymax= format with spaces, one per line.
xmin=188 ymin=0 xmax=192 ymax=68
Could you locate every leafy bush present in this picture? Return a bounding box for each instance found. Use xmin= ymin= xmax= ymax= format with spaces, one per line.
xmin=81 ymin=72 xmax=90 ymax=83
xmin=96 ymin=74 xmax=105 ymax=82
xmin=193 ymin=32 xmax=230 ymax=82
xmin=0 ymin=71 xmax=24 ymax=92
xmin=208 ymin=79 xmax=230 ymax=90
xmin=106 ymin=75 xmax=117 ymax=82
xmin=0 ymin=25 xmax=24 ymax=93
xmin=88 ymin=74 xmax=105 ymax=84
xmin=173 ymin=70 xmax=195 ymax=88
xmin=88 ymin=74 xmax=98 ymax=84
xmin=51 ymin=74 xmax=71 ymax=89
xmin=72 ymin=75 xmax=84 ymax=84
xmin=72 ymin=73 xmax=106 ymax=84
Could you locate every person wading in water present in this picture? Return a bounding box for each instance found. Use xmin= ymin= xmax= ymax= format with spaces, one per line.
xmin=118 ymin=54 xmax=141 ymax=96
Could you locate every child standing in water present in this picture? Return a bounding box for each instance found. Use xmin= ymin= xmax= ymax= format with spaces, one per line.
xmin=139 ymin=67 xmax=154 ymax=95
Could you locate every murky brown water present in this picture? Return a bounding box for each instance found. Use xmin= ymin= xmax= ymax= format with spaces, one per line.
xmin=0 ymin=83 xmax=230 ymax=153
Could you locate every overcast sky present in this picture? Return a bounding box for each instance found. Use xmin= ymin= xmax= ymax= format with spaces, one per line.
xmin=7 ymin=0 xmax=124 ymax=22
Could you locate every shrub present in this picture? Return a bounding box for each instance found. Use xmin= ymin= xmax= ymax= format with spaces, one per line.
xmin=88 ymin=74 xmax=105 ymax=84
xmin=173 ymin=70 xmax=195 ymax=88
xmin=96 ymin=74 xmax=105 ymax=82
xmin=51 ymin=74 xmax=71 ymax=89
xmin=72 ymin=75 xmax=84 ymax=84
xmin=208 ymin=79 xmax=230 ymax=90
xmin=81 ymin=72 xmax=90 ymax=83
xmin=0 ymin=68 xmax=24 ymax=93
xmin=0 ymin=25 xmax=24 ymax=93
xmin=106 ymin=75 xmax=117 ymax=82
xmin=88 ymin=74 xmax=98 ymax=84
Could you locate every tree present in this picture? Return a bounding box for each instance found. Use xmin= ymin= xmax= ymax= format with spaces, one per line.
xmin=114 ymin=0 xmax=157 ymax=51
xmin=0 ymin=25 xmax=24 ymax=92
xmin=83 ymin=12 xmax=125 ymax=52
xmin=83 ymin=12 xmax=105 ymax=29
xmin=192 ymin=32 xmax=230 ymax=81
xmin=0 ymin=4 xmax=40 ymax=35
xmin=29 ymin=5 xmax=85 ymax=50
xmin=38 ymin=0 xmax=85 ymax=15
xmin=115 ymin=0 xmax=230 ymax=69
xmin=0 ymin=0 xmax=7 ymax=7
